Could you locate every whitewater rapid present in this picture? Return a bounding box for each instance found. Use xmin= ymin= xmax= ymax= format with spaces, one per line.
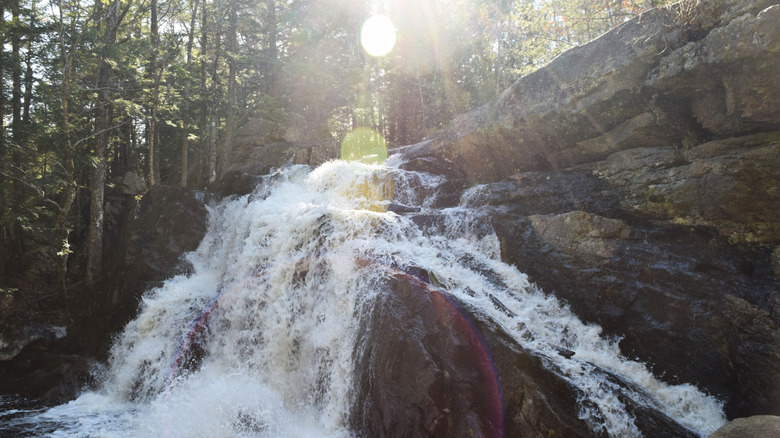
xmin=1 ymin=160 xmax=727 ymax=437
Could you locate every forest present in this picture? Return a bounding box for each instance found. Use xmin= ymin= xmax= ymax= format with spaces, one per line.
xmin=0 ymin=0 xmax=671 ymax=295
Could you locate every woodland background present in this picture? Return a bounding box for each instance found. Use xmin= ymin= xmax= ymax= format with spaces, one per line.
xmin=0 ymin=0 xmax=672 ymax=296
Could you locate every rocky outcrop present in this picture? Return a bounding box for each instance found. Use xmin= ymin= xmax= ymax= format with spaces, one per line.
xmin=588 ymin=134 xmax=779 ymax=244
xmin=0 ymin=322 xmax=66 ymax=361
xmin=400 ymin=0 xmax=780 ymax=187
xmin=488 ymin=204 xmax=779 ymax=420
xmin=0 ymin=347 xmax=97 ymax=406
xmin=397 ymin=0 xmax=780 ymax=422
xmin=351 ymin=272 xmax=505 ymax=437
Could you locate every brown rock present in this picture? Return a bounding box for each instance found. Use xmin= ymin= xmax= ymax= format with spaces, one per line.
xmin=709 ymin=415 xmax=780 ymax=438
xmin=528 ymin=212 xmax=631 ymax=262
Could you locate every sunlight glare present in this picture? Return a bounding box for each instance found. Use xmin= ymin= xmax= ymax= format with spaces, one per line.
xmin=341 ymin=127 xmax=388 ymax=164
xmin=361 ymin=15 xmax=396 ymax=57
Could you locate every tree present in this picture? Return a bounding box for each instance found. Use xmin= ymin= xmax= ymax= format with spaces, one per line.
xmin=52 ymin=0 xmax=90 ymax=296
xmin=148 ymin=0 xmax=160 ymax=186
xmin=84 ymin=0 xmax=133 ymax=286
xmin=180 ymin=0 xmax=201 ymax=187
xmin=0 ymin=2 xmax=6 ymax=223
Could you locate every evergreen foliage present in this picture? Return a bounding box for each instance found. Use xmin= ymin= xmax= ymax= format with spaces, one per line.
xmin=0 ymin=0 xmax=672 ymax=288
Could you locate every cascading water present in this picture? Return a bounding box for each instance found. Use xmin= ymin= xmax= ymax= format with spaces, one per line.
xmin=1 ymin=160 xmax=727 ymax=437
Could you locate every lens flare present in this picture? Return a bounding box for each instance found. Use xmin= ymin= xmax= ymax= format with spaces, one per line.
xmin=361 ymin=15 xmax=396 ymax=57
xmin=340 ymin=127 xmax=388 ymax=164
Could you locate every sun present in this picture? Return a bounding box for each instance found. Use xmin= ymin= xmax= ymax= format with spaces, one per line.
xmin=361 ymin=15 xmax=396 ymax=57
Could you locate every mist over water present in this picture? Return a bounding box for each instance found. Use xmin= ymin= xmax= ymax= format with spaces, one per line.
xmin=1 ymin=160 xmax=727 ymax=437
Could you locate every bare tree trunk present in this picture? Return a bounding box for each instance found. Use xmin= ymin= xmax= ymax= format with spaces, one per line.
xmin=207 ymin=0 xmax=223 ymax=183
xmin=180 ymin=0 xmax=199 ymax=188
xmin=1 ymin=2 xmax=7 ymax=259
xmin=22 ymin=1 xmax=36 ymax=129
xmin=11 ymin=0 xmax=22 ymax=142
xmin=85 ymin=57 xmax=110 ymax=285
xmin=148 ymin=0 xmax=159 ymax=187
xmin=23 ymin=52 xmax=33 ymax=126
xmin=56 ymin=108 xmax=76 ymax=297
xmin=54 ymin=0 xmax=78 ymax=298
xmin=10 ymin=0 xmax=25 ymax=257
xmin=85 ymin=0 xmax=131 ymax=286
xmin=264 ymin=0 xmax=277 ymax=92
xmin=218 ymin=2 xmax=237 ymax=178
xmin=181 ymin=133 xmax=189 ymax=187
xmin=0 ymin=2 xmax=5 ymax=165
xmin=198 ymin=0 xmax=209 ymax=184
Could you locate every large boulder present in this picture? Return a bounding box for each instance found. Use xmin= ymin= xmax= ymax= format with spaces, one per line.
xmin=587 ymin=134 xmax=780 ymax=244
xmin=350 ymin=269 xmax=696 ymax=437
xmin=351 ymin=273 xmax=504 ymax=437
xmin=0 ymin=315 xmax=97 ymax=405
xmin=212 ymin=118 xmax=340 ymax=197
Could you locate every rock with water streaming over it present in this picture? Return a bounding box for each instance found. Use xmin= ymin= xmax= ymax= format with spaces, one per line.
xmin=349 ymin=259 xmax=703 ymax=437
xmin=351 ymin=272 xmax=503 ymax=437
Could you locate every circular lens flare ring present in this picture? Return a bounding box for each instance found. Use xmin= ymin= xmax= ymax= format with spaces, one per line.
xmin=361 ymin=15 xmax=396 ymax=57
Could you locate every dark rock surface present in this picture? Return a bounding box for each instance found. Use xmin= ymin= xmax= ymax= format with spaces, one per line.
xmin=0 ymin=322 xmax=66 ymax=362
xmin=397 ymin=0 xmax=780 ymax=423
xmin=235 ymin=114 xmax=340 ymax=167
xmin=351 ymin=270 xmax=698 ymax=437
xmin=351 ymin=272 xmax=504 ymax=437
xmin=0 ymin=349 xmax=97 ymax=406
xmin=489 ymin=207 xmax=779 ymax=420
xmin=0 ymin=316 xmax=98 ymax=405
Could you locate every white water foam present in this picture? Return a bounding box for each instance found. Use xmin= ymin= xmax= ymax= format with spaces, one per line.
xmin=10 ymin=160 xmax=726 ymax=437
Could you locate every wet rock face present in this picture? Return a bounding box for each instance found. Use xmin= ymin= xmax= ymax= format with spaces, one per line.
xmin=351 ymin=273 xmax=503 ymax=438
xmin=468 ymin=140 xmax=780 ymax=420
xmin=397 ymin=0 xmax=780 ymax=423
xmin=0 ymin=322 xmax=66 ymax=362
xmin=588 ymin=135 xmax=780 ymax=244
xmin=491 ymin=208 xmax=779 ymax=419
xmin=0 ymin=349 xmax=97 ymax=406
xmin=350 ymin=269 xmax=699 ymax=437
xmin=0 ymin=321 xmax=98 ymax=405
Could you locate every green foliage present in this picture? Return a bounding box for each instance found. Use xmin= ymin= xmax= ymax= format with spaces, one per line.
xmin=0 ymin=0 xmax=668 ymax=282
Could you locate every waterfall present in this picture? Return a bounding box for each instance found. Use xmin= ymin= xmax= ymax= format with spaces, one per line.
xmin=2 ymin=160 xmax=727 ymax=437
